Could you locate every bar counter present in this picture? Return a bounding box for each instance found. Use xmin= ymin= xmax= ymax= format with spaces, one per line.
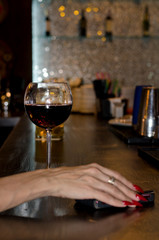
xmin=0 ymin=113 xmax=159 ymax=240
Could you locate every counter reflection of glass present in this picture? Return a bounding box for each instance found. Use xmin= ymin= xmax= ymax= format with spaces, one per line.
xmin=35 ymin=124 xmax=64 ymax=141
xmin=24 ymin=82 xmax=72 ymax=168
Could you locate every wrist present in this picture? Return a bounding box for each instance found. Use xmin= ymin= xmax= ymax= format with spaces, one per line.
xmin=36 ymin=169 xmax=59 ymax=198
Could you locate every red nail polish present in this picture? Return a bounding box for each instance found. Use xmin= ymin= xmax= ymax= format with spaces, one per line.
xmin=136 ymin=194 xmax=148 ymax=202
xmin=122 ymin=201 xmax=134 ymax=206
xmin=133 ymin=184 xmax=144 ymax=193
xmin=132 ymin=200 xmax=143 ymax=207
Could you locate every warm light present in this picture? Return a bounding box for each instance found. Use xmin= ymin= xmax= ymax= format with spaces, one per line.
xmin=93 ymin=7 xmax=99 ymax=12
xmin=1 ymin=95 xmax=5 ymax=101
xmin=60 ymin=12 xmax=65 ymax=17
xmin=58 ymin=5 xmax=65 ymax=12
xmin=101 ymin=37 xmax=106 ymax=42
xmin=6 ymin=91 xmax=11 ymax=98
xmin=86 ymin=7 xmax=91 ymax=13
xmin=97 ymin=30 xmax=102 ymax=36
xmin=40 ymin=130 xmax=46 ymax=142
xmin=74 ymin=10 xmax=79 ymax=16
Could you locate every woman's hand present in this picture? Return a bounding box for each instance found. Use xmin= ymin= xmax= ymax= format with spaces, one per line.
xmin=0 ymin=163 xmax=146 ymax=212
xmin=45 ymin=163 xmax=146 ymax=207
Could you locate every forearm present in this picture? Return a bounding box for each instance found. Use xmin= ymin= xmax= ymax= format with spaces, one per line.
xmin=0 ymin=163 xmax=144 ymax=212
xmin=0 ymin=169 xmax=51 ymax=212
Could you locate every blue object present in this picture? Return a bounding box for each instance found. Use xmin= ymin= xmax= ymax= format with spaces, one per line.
xmin=132 ymin=85 xmax=151 ymax=126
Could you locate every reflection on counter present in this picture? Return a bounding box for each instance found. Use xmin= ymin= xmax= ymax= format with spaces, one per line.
xmin=35 ymin=124 xmax=64 ymax=141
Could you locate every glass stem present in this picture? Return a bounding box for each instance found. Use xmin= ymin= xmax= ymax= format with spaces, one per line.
xmin=46 ymin=129 xmax=52 ymax=168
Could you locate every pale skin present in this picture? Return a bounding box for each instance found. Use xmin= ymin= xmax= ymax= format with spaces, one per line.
xmin=0 ymin=163 xmax=144 ymax=212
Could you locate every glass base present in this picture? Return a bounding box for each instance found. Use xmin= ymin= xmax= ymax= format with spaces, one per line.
xmin=35 ymin=124 xmax=64 ymax=141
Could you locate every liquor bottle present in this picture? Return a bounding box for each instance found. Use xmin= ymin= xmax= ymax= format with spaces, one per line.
xmin=79 ymin=9 xmax=87 ymax=37
xmin=105 ymin=10 xmax=113 ymax=42
xmin=45 ymin=9 xmax=51 ymax=37
xmin=142 ymin=5 xmax=150 ymax=37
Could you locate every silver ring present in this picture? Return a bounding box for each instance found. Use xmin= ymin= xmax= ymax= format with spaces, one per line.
xmin=108 ymin=176 xmax=116 ymax=185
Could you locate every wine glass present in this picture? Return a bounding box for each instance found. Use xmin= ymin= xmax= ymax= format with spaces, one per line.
xmin=24 ymin=82 xmax=73 ymax=168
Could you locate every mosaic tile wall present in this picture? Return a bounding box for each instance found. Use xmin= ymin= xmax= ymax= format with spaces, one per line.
xmin=32 ymin=0 xmax=159 ymax=87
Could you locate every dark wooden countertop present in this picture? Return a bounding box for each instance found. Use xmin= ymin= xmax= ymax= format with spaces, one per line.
xmin=0 ymin=110 xmax=22 ymax=127
xmin=0 ymin=113 xmax=159 ymax=240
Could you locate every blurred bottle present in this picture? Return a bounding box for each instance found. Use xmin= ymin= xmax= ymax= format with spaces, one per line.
xmin=45 ymin=9 xmax=51 ymax=37
xmin=105 ymin=10 xmax=113 ymax=42
xmin=142 ymin=5 xmax=150 ymax=37
xmin=79 ymin=9 xmax=87 ymax=37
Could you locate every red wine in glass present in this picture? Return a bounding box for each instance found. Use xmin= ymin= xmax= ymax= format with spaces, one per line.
xmin=24 ymin=82 xmax=73 ymax=168
xmin=25 ymin=104 xmax=72 ymax=129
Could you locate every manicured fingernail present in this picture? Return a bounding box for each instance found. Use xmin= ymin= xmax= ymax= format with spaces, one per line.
xmin=133 ymin=184 xmax=144 ymax=193
xmin=122 ymin=201 xmax=134 ymax=206
xmin=136 ymin=194 xmax=148 ymax=202
xmin=132 ymin=200 xmax=143 ymax=207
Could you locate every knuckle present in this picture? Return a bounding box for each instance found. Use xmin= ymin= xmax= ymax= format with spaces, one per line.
xmin=86 ymin=163 xmax=101 ymax=175
xmin=113 ymin=171 xmax=122 ymax=179
xmin=89 ymin=167 xmax=100 ymax=175
xmin=91 ymin=163 xmax=100 ymax=168
xmin=90 ymin=162 xmax=98 ymax=167
xmin=87 ymin=163 xmax=99 ymax=169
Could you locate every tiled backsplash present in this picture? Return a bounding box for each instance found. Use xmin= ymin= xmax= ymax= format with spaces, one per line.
xmin=32 ymin=0 xmax=159 ymax=87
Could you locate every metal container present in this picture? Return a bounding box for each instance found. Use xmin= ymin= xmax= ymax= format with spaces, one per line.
xmin=137 ymin=87 xmax=159 ymax=137
xmin=132 ymin=85 xmax=151 ymax=128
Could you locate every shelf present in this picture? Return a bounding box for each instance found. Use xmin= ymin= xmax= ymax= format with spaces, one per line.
xmin=33 ymin=35 xmax=159 ymax=41
xmin=44 ymin=0 xmax=150 ymax=4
